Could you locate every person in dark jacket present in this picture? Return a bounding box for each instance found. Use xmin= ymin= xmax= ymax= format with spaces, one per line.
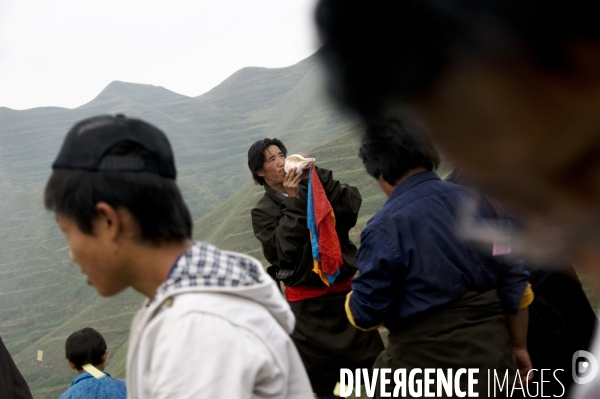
xmin=314 ymin=0 xmax=600 ymax=297
xmin=347 ymin=118 xmax=533 ymax=397
xmin=315 ymin=4 xmax=600 ymax=397
xmin=248 ymin=138 xmax=384 ymax=398
xmin=445 ymin=169 xmax=598 ymax=397
xmin=0 ymin=336 xmax=33 ymax=399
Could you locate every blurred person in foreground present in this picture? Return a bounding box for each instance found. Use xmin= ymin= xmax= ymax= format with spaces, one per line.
xmin=59 ymin=327 xmax=126 ymax=399
xmin=315 ymin=3 xmax=600 ymax=396
xmin=45 ymin=115 xmax=312 ymax=399
xmin=248 ymin=138 xmax=383 ymax=398
xmin=347 ymin=117 xmax=533 ymax=397
xmin=315 ymin=0 xmax=600 ymax=276
xmin=0 ymin=336 xmax=32 ymax=399
xmin=446 ymin=169 xmax=598 ymax=397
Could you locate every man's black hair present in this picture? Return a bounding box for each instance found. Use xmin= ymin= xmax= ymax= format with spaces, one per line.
xmin=359 ymin=117 xmax=439 ymax=185
xmin=316 ymin=0 xmax=600 ymax=120
xmin=44 ymin=141 xmax=192 ymax=244
xmin=65 ymin=327 xmax=107 ymax=370
xmin=247 ymin=138 xmax=287 ymax=186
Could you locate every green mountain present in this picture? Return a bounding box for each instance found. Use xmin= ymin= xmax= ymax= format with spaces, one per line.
xmin=3 ymin=51 xmax=597 ymax=399
xmin=0 ymin=54 xmax=369 ymax=398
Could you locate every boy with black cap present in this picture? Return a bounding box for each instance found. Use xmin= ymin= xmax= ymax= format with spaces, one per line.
xmin=45 ymin=114 xmax=312 ymax=399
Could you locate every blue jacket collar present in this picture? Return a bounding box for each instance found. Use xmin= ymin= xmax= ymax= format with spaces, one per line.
xmin=71 ymin=371 xmax=110 ymax=386
xmin=387 ymin=170 xmax=440 ymax=203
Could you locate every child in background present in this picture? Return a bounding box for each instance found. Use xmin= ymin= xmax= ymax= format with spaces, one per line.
xmin=60 ymin=327 xmax=126 ymax=399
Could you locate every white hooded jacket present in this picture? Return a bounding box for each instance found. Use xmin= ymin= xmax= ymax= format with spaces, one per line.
xmin=126 ymin=241 xmax=312 ymax=399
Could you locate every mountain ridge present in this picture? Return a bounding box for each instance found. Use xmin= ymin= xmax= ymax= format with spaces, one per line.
xmin=0 ymin=54 xmax=359 ymax=398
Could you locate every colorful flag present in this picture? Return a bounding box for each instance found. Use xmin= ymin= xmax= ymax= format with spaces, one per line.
xmin=307 ymin=166 xmax=343 ymax=285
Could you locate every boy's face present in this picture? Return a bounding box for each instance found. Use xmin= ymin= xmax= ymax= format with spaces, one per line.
xmin=56 ymin=214 xmax=129 ymax=297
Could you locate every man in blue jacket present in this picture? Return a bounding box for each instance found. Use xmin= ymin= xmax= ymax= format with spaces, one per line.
xmin=346 ymin=118 xmax=533 ymax=397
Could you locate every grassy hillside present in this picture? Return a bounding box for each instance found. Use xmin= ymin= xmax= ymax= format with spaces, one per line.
xmin=0 ymin=51 xmax=457 ymax=397
xmin=0 ymin=54 xmax=361 ymax=397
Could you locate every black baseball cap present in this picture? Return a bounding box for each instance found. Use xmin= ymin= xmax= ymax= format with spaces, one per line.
xmin=52 ymin=114 xmax=176 ymax=178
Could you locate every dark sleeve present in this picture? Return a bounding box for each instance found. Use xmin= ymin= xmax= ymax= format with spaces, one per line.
xmin=348 ymin=228 xmax=403 ymax=329
xmin=465 ymin=195 xmax=530 ymax=314
xmin=0 ymin=337 xmax=33 ymax=399
xmin=316 ymin=167 xmax=362 ymax=231
xmin=494 ymin=255 xmax=530 ymax=315
xmin=251 ymin=196 xmax=310 ymax=273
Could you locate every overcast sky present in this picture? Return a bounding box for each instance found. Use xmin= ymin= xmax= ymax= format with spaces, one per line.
xmin=0 ymin=0 xmax=319 ymax=110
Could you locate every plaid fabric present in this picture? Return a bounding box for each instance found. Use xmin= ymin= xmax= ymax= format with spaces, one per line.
xmin=157 ymin=242 xmax=264 ymax=298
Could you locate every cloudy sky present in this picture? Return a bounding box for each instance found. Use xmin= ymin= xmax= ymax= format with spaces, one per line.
xmin=0 ymin=0 xmax=318 ymax=110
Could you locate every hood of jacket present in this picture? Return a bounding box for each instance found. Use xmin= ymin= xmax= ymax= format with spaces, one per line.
xmin=148 ymin=241 xmax=295 ymax=334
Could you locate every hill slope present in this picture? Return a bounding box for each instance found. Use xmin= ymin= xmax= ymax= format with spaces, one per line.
xmin=0 ymin=54 xmax=360 ymax=398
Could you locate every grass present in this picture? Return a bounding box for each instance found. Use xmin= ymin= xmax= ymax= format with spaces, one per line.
xmin=1 ymin=49 xmax=593 ymax=398
xmin=0 ymin=54 xmax=362 ymax=397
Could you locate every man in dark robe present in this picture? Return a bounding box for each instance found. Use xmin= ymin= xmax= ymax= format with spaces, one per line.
xmin=248 ymin=138 xmax=384 ymax=398
xmin=0 ymin=336 xmax=33 ymax=399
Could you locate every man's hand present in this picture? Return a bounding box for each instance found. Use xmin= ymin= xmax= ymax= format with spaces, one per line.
xmin=507 ymin=307 xmax=532 ymax=385
xmin=513 ymin=347 xmax=534 ymax=386
xmin=283 ymin=169 xmax=303 ymax=198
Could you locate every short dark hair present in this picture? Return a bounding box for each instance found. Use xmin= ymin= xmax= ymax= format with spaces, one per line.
xmin=65 ymin=327 xmax=107 ymax=370
xmin=316 ymin=0 xmax=599 ymax=120
xmin=44 ymin=141 xmax=192 ymax=244
xmin=359 ymin=117 xmax=439 ymax=185
xmin=247 ymin=138 xmax=287 ymax=186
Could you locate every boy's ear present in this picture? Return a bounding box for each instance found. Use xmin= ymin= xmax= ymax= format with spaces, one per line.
xmin=67 ymin=359 xmax=78 ymax=370
xmin=376 ymin=174 xmax=395 ymax=197
xmin=101 ymin=349 xmax=108 ymax=364
xmin=94 ymin=202 xmax=121 ymax=241
xmin=95 ymin=204 xmax=141 ymax=244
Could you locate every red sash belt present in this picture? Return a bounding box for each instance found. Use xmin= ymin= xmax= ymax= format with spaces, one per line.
xmin=284 ymin=277 xmax=353 ymax=302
